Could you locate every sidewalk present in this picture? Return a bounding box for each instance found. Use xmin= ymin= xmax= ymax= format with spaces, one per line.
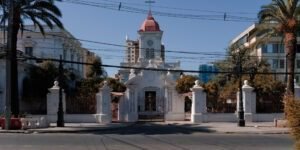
xmin=164 ymin=121 xmax=290 ymax=134
xmin=0 ymin=121 xmax=289 ymax=134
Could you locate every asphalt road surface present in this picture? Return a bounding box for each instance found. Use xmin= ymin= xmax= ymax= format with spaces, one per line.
xmin=0 ymin=123 xmax=293 ymax=150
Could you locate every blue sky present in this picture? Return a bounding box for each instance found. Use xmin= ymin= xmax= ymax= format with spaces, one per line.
xmin=55 ymin=0 xmax=270 ymax=76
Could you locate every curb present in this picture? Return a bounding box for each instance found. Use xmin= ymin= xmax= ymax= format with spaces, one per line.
xmin=0 ymin=123 xmax=136 ymax=134
xmin=166 ymin=124 xmax=290 ymax=135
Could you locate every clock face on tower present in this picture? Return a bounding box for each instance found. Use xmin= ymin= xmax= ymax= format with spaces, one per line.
xmin=147 ymin=40 xmax=153 ymax=46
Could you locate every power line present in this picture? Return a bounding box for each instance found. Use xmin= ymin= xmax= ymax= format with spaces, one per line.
xmin=16 ymin=30 xmax=297 ymax=60
xmin=18 ymin=55 xmax=300 ymax=75
xmin=99 ymin=0 xmax=257 ymax=15
xmin=58 ymin=0 xmax=258 ymax=22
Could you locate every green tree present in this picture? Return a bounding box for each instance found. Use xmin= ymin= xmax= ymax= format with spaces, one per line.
xmin=258 ymin=0 xmax=300 ymax=95
xmin=1 ymin=0 xmax=63 ymax=115
xmin=22 ymin=61 xmax=59 ymax=114
xmin=86 ymin=56 xmax=103 ymax=78
xmin=175 ymin=75 xmax=198 ymax=94
xmin=106 ymin=78 xmax=126 ymax=92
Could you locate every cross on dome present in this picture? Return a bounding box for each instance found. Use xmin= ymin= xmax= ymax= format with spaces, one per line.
xmin=145 ymin=0 xmax=155 ymax=11
xmin=139 ymin=6 xmax=161 ymax=32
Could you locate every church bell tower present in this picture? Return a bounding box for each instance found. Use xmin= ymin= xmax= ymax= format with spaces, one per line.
xmin=138 ymin=11 xmax=164 ymax=62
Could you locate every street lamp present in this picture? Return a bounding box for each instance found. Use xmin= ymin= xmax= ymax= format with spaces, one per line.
xmin=237 ymin=55 xmax=245 ymax=127
xmin=57 ymin=55 xmax=64 ymax=127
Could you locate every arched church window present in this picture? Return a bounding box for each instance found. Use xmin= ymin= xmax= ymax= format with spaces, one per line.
xmin=150 ymin=48 xmax=155 ymax=59
xmin=146 ymin=48 xmax=150 ymax=59
xmin=146 ymin=48 xmax=155 ymax=59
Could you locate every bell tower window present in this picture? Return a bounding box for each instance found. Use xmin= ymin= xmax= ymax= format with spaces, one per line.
xmin=146 ymin=48 xmax=154 ymax=59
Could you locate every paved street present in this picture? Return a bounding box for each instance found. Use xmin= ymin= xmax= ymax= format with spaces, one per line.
xmin=0 ymin=123 xmax=293 ymax=150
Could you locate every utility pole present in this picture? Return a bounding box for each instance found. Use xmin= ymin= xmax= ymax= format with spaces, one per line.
xmin=5 ymin=0 xmax=14 ymax=130
xmin=237 ymin=54 xmax=245 ymax=127
xmin=57 ymin=55 xmax=64 ymax=127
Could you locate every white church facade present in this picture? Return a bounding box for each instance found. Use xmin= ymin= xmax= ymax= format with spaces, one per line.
xmin=118 ymin=11 xmax=184 ymax=122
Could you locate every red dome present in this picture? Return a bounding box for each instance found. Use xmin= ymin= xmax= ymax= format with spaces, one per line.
xmin=139 ymin=11 xmax=160 ymax=32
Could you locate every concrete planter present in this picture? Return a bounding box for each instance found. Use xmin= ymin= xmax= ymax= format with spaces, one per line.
xmin=0 ymin=117 xmax=22 ymax=130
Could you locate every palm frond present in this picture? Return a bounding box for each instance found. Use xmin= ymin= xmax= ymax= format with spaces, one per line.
xmin=25 ymin=11 xmax=45 ymax=35
xmin=287 ymin=0 xmax=299 ymax=15
xmin=274 ymin=0 xmax=290 ymax=18
xmin=30 ymin=1 xmax=62 ymax=17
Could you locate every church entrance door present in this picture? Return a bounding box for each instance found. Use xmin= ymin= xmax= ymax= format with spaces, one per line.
xmin=138 ymin=90 xmax=164 ymax=121
xmin=145 ymin=91 xmax=156 ymax=111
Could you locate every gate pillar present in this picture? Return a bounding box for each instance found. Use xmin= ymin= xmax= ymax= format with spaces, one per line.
xmin=96 ymin=81 xmax=112 ymax=124
xmin=164 ymin=71 xmax=185 ymax=121
xmin=191 ymin=80 xmax=207 ymax=123
xmin=124 ymin=85 xmax=138 ymax=122
xmin=236 ymin=80 xmax=256 ymax=122
xmin=46 ymin=81 xmax=66 ymax=123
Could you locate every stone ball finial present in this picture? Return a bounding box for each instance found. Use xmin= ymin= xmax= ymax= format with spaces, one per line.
xmin=130 ymin=69 xmax=135 ymax=74
xmin=192 ymin=80 xmax=203 ymax=90
xmin=103 ymin=81 xmax=108 ymax=86
xmin=167 ymin=69 xmax=171 ymax=75
xmin=244 ymin=80 xmax=249 ymax=86
xmin=53 ymin=81 xmax=59 ymax=88
xmin=149 ymin=59 xmax=154 ymax=65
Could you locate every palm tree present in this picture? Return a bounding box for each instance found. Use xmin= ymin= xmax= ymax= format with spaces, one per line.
xmin=0 ymin=0 xmax=63 ymax=116
xmin=258 ymin=0 xmax=300 ymax=95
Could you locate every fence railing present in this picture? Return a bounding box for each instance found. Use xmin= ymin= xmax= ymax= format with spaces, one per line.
xmin=66 ymin=94 xmax=96 ymax=114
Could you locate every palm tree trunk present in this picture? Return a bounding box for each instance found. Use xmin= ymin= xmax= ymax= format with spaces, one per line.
xmin=10 ymin=10 xmax=20 ymax=116
xmin=285 ymin=32 xmax=297 ymax=95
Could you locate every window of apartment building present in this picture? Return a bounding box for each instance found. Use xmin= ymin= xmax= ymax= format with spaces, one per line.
xmin=297 ymin=44 xmax=300 ymax=53
xmin=272 ymin=44 xmax=278 ymax=53
xmin=297 ymin=60 xmax=300 ymax=69
xmin=273 ymin=43 xmax=285 ymax=53
xmin=279 ymin=44 xmax=284 ymax=53
xmin=272 ymin=59 xmax=278 ymax=69
xmin=77 ymin=56 xmax=80 ymax=71
xmin=63 ymin=49 xmax=67 ymax=60
xmin=279 ymin=59 xmax=285 ymax=69
xmin=25 ymin=47 xmax=33 ymax=56
xmin=262 ymin=44 xmax=268 ymax=53
xmin=71 ymin=54 xmax=74 ymax=67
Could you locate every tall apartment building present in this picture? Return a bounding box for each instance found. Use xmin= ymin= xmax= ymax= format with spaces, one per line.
xmin=230 ymin=23 xmax=300 ymax=82
xmin=125 ymin=38 xmax=139 ymax=63
xmin=199 ymin=64 xmax=217 ymax=83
